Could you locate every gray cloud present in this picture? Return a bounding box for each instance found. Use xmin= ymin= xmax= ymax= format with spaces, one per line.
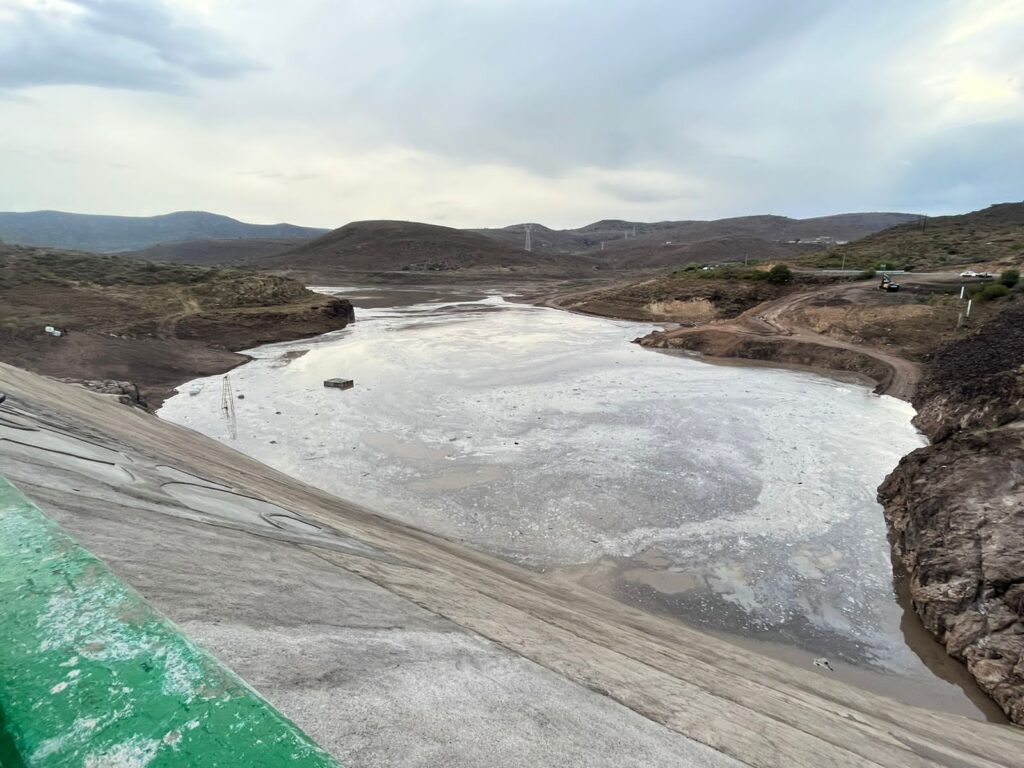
xmin=0 ymin=0 xmax=253 ymax=92
xmin=0 ymin=0 xmax=1021 ymax=225
xmin=317 ymin=0 xmax=833 ymax=174
xmin=893 ymin=121 xmax=1024 ymax=212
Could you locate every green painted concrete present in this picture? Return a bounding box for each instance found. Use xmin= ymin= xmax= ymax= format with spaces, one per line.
xmin=0 ymin=476 xmax=340 ymax=767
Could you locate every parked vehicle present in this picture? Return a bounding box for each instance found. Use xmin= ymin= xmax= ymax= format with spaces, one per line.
xmin=879 ymin=274 xmax=901 ymax=292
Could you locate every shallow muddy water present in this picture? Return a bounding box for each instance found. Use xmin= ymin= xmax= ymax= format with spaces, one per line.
xmin=161 ymin=288 xmax=1001 ymax=720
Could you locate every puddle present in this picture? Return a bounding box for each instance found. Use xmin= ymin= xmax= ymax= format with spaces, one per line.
xmin=159 ymin=482 xmax=389 ymax=561
xmin=0 ymin=436 xmax=134 ymax=486
xmin=155 ymin=465 xmax=232 ymax=489
xmin=0 ymin=424 xmax=126 ymax=464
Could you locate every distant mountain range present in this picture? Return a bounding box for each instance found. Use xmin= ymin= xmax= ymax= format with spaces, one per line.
xmin=0 ymin=210 xmax=329 ymax=252
xmin=471 ymin=212 xmax=923 ymax=255
xmin=0 ymin=208 xmax=925 ymax=276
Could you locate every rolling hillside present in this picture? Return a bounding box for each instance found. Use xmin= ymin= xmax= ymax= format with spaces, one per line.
xmin=472 ymin=212 xmax=922 ymax=255
xmin=0 ymin=244 xmax=352 ymax=405
xmin=605 ymin=235 xmax=821 ymax=270
xmin=0 ymin=210 xmax=328 ymax=253
xmin=124 ymin=237 xmax=310 ymax=265
xmin=808 ymin=203 xmax=1024 ymax=270
xmin=253 ymin=220 xmax=582 ymax=277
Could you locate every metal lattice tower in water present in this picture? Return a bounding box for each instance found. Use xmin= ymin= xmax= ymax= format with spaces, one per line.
xmin=220 ymin=375 xmax=237 ymax=440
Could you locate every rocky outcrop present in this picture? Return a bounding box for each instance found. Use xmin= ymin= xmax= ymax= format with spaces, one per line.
xmin=66 ymin=379 xmax=146 ymax=408
xmin=878 ymin=302 xmax=1024 ymax=724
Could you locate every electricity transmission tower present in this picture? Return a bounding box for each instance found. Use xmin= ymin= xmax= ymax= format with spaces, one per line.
xmin=221 ymin=375 xmax=237 ymax=440
xmin=524 ymin=224 xmax=533 ymax=252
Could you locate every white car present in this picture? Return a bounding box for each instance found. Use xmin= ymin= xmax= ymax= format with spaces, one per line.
xmin=960 ymin=271 xmax=978 ymax=277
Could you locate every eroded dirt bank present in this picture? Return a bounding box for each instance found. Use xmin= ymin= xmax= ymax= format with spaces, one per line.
xmin=878 ymin=303 xmax=1024 ymax=724
xmin=630 ymin=280 xmax=922 ymax=400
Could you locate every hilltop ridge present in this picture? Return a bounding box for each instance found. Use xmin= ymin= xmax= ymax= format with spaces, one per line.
xmin=0 ymin=210 xmax=328 ymax=252
xmin=809 ymin=203 xmax=1024 ymax=270
xmin=251 ymin=219 xmax=581 ymax=278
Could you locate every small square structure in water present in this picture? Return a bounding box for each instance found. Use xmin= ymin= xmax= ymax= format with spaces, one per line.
xmin=324 ymin=378 xmax=354 ymax=390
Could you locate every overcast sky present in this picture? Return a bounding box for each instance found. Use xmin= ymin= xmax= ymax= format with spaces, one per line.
xmin=1 ymin=0 xmax=1021 ymax=228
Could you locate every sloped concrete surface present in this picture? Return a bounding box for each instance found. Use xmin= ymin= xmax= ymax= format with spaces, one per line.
xmin=2 ymin=362 xmax=1022 ymax=767
xmin=0 ymin=368 xmax=744 ymax=768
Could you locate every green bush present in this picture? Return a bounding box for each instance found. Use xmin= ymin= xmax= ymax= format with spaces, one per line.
xmin=766 ymin=264 xmax=793 ymax=284
xmin=683 ymin=262 xmax=701 ymax=272
xmin=979 ymin=283 xmax=1010 ymax=301
xmin=1000 ymin=269 xmax=1020 ymax=288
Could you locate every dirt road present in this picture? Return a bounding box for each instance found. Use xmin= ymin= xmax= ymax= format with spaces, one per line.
xmin=675 ymin=280 xmax=922 ymax=400
xmin=548 ymin=274 xmax=974 ymax=402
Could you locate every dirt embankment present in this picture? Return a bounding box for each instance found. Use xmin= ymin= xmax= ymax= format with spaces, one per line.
xmin=551 ymin=274 xmax=816 ymax=324
xmin=0 ymin=246 xmax=354 ymax=407
xmin=627 ymin=279 xmax=923 ymax=399
xmin=878 ymin=301 xmax=1024 ymax=724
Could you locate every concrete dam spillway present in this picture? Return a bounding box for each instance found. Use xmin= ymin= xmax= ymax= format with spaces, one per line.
xmin=161 ymin=288 xmax=1000 ymax=721
xmin=3 ymin=346 xmax=1023 ymax=765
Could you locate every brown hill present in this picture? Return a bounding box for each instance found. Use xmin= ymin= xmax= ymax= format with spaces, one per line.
xmin=0 ymin=210 xmax=328 ymax=252
xmin=472 ymin=212 xmax=921 ymax=255
xmin=606 ymin=235 xmax=821 ymax=270
xmin=0 ymin=244 xmax=352 ymax=406
xmin=253 ymin=220 xmax=582 ymax=278
xmin=808 ymin=203 xmax=1024 ymax=271
xmin=124 ymin=237 xmax=310 ymax=266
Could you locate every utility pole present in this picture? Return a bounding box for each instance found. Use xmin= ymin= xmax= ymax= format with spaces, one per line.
xmin=841 ymin=253 xmax=846 ymax=272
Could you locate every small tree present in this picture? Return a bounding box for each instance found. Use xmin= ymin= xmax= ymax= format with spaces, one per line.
xmin=767 ymin=264 xmax=793 ymax=284
xmin=999 ymin=269 xmax=1020 ymax=288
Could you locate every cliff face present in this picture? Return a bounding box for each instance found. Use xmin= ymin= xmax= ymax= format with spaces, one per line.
xmin=878 ymin=302 xmax=1024 ymax=724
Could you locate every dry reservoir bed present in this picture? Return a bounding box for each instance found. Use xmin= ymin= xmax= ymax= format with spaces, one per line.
xmin=159 ymin=288 xmax=995 ymax=720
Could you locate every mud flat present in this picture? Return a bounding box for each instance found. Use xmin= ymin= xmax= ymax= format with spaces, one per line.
xmin=161 ymin=289 xmax=1001 ymax=720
